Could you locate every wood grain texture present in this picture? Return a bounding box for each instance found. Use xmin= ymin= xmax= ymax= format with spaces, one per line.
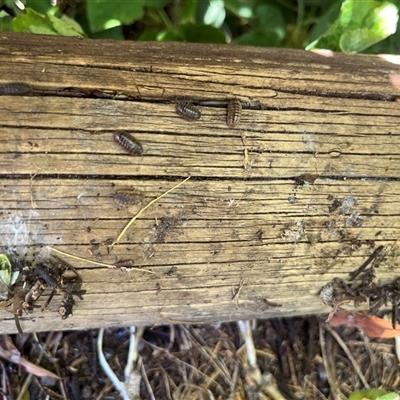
xmin=0 ymin=32 xmax=399 ymax=333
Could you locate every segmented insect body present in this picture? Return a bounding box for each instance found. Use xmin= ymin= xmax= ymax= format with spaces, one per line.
xmin=113 ymin=188 xmax=144 ymax=207
xmin=0 ymin=82 xmax=33 ymax=96
xmin=114 ymin=259 xmax=134 ymax=268
xmin=226 ymin=98 xmax=242 ymax=127
xmin=113 ymin=132 xmax=143 ymax=156
xmin=176 ymin=102 xmax=201 ymax=121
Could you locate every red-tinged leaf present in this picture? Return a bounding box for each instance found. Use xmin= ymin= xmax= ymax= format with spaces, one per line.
xmin=19 ymin=357 xmax=60 ymax=379
xmin=329 ymin=311 xmax=400 ymax=338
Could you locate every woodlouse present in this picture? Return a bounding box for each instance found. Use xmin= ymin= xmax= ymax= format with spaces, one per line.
xmin=114 ymin=259 xmax=134 ymax=268
xmin=226 ymin=98 xmax=242 ymax=127
xmin=175 ymin=101 xmax=201 ymax=121
xmin=113 ymin=188 xmax=144 ymax=207
xmin=0 ymin=82 xmax=33 ymax=96
xmin=113 ymin=132 xmax=143 ymax=156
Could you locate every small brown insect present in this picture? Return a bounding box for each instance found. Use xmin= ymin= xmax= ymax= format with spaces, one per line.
xmin=176 ymin=101 xmax=201 ymax=121
xmin=226 ymin=98 xmax=242 ymax=127
xmin=114 ymin=188 xmax=144 ymax=207
xmin=0 ymin=82 xmax=33 ymax=96
xmin=113 ymin=132 xmax=143 ymax=156
xmin=114 ymin=259 xmax=134 ymax=268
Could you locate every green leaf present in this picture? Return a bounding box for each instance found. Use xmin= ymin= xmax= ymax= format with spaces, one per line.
xmin=4 ymin=0 xmax=17 ymax=8
xmin=158 ymin=22 xmax=225 ymax=43
xmin=4 ymin=0 xmax=24 ymax=12
xmin=349 ymin=389 xmax=393 ymax=400
xmin=308 ymin=1 xmax=341 ymax=44
xmin=340 ymin=0 xmax=372 ymax=27
xmin=235 ymin=30 xmax=281 ymax=47
xmin=0 ymin=254 xmax=18 ymax=288
xmin=26 ymin=0 xmax=56 ymax=14
xmin=225 ymin=0 xmax=255 ymax=19
xmin=138 ymin=28 xmax=161 ymax=41
xmin=86 ymin=0 xmax=145 ymax=33
xmin=181 ymin=0 xmax=197 ymax=23
xmin=12 ymin=8 xmax=85 ymax=36
xmin=339 ymin=27 xmax=382 ymax=53
xmin=12 ymin=8 xmax=58 ymax=34
xmin=181 ymin=22 xmax=225 ymax=43
xmin=47 ymin=14 xmax=86 ymax=36
xmin=90 ymin=26 xmax=124 ymax=40
xmin=0 ymin=254 xmax=12 ymax=287
xmin=306 ymin=0 xmax=399 ymax=53
xmin=157 ymin=29 xmax=184 ymax=41
xmin=145 ymin=0 xmax=168 ymax=9
xmin=233 ymin=4 xmax=285 ymax=47
xmin=376 ymin=393 xmax=400 ymax=400
xmin=365 ymin=2 xmax=399 ymax=37
xmin=0 ymin=10 xmax=12 ymax=31
xmin=255 ymin=4 xmax=286 ymax=40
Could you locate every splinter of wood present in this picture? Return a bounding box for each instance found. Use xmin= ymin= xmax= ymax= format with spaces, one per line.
xmin=232 ymin=278 xmax=245 ymax=306
xmin=349 ymin=245 xmax=384 ymax=281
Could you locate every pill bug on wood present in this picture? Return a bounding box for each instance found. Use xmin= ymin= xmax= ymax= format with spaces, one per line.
xmin=113 ymin=188 xmax=144 ymax=207
xmin=175 ymin=101 xmax=201 ymax=121
xmin=226 ymin=98 xmax=242 ymax=127
xmin=0 ymin=82 xmax=33 ymax=96
xmin=113 ymin=132 xmax=143 ymax=156
xmin=114 ymin=259 xmax=134 ymax=268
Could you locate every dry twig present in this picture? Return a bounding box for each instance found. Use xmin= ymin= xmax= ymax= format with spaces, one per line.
xmin=112 ymin=176 xmax=190 ymax=246
xmin=318 ymin=321 xmax=341 ymax=400
xmin=232 ymin=278 xmax=245 ymax=308
xmin=51 ymin=247 xmax=154 ymax=274
xmin=325 ymin=323 xmax=370 ymax=389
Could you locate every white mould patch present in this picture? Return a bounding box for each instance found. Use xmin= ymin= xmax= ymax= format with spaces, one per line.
xmin=0 ymin=210 xmax=61 ymax=262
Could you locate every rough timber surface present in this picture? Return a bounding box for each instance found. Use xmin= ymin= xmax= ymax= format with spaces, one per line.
xmin=0 ymin=32 xmax=400 ymax=334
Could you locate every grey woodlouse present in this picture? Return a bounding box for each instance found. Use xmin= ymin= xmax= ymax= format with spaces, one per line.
xmin=113 ymin=132 xmax=143 ymax=156
xmin=0 ymin=82 xmax=33 ymax=96
xmin=226 ymin=98 xmax=242 ymax=127
xmin=175 ymin=101 xmax=201 ymax=121
xmin=113 ymin=188 xmax=144 ymax=207
xmin=114 ymin=259 xmax=134 ymax=268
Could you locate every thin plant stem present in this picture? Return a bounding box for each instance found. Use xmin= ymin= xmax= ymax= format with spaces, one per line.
xmin=50 ymin=247 xmax=154 ymax=274
xmin=112 ymin=176 xmax=190 ymax=246
xmin=97 ymin=328 xmax=130 ymax=400
xmin=326 ymin=323 xmax=370 ymax=389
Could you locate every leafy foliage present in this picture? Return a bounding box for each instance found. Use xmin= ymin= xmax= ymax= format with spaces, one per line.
xmin=349 ymin=389 xmax=400 ymax=400
xmin=307 ymin=0 xmax=399 ymax=52
xmin=0 ymin=254 xmax=18 ymax=288
xmin=0 ymin=0 xmax=399 ymax=53
xmin=0 ymin=254 xmax=19 ymax=301
xmin=86 ymin=0 xmax=145 ymax=33
xmin=12 ymin=7 xmax=85 ymax=35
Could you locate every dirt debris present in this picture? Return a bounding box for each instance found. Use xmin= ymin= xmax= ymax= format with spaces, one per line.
xmin=0 ymin=316 xmax=399 ymax=399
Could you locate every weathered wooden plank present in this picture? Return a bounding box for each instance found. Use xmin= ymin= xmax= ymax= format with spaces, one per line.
xmin=0 ymin=33 xmax=398 ymax=100
xmin=0 ymin=32 xmax=399 ymax=334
